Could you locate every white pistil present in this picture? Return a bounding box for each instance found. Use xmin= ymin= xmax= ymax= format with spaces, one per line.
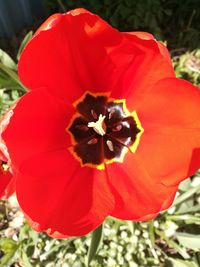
xmin=88 ymin=114 xmax=106 ymax=136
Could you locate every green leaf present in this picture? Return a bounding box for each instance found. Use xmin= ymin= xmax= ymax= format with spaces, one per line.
xmin=177 ymin=200 xmax=194 ymax=214
xmin=0 ymin=49 xmax=17 ymax=71
xmin=17 ymin=31 xmax=33 ymax=61
xmin=173 ymin=184 xmax=200 ymax=206
xmin=0 ymin=238 xmax=18 ymax=267
xmin=0 ymin=63 xmax=27 ymax=92
xmin=87 ymin=224 xmax=103 ymax=266
xmin=176 ymin=233 xmax=200 ymax=250
xmin=156 ymin=230 xmax=190 ymax=259
xmin=21 ymin=251 xmax=33 ymax=267
xmin=0 ymin=238 xmax=18 ymax=255
xmin=148 ymin=220 xmax=155 ymax=246
xmin=176 ymin=203 xmax=200 ymax=214
xmin=179 ymin=178 xmax=191 ymax=192
xmin=126 ymin=220 xmax=134 ymax=235
xmin=166 ymin=214 xmax=200 ymax=224
xmin=168 ymin=258 xmax=198 ymax=267
xmin=0 ymin=75 xmax=15 ymax=88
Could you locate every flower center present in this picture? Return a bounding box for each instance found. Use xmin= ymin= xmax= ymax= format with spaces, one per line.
xmin=0 ymin=160 xmax=9 ymax=173
xmin=68 ymin=92 xmax=143 ymax=169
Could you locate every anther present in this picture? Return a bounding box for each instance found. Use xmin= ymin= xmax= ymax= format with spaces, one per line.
xmin=87 ymin=138 xmax=98 ymax=145
xmin=112 ymin=124 xmax=122 ymax=132
xmin=108 ymin=109 xmax=115 ymax=119
xmin=106 ymin=140 xmax=114 ymax=152
xmin=91 ymin=109 xmax=97 ymax=119
xmin=0 ymin=162 xmax=9 ymax=172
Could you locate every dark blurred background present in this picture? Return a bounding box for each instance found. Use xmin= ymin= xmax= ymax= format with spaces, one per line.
xmin=0 ymin=0 xmax=200 ymax=57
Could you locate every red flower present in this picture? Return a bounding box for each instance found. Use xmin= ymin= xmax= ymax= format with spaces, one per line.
xmin=0 ymin=157 xmax=14 ymax=198
xmin=1 ymin=9 xmax=200 ymax=237
xmin=0 ymin=110 xmax=16 ymax=198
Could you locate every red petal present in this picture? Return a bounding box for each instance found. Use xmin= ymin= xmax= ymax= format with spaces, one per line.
xmin=25 ymin=214 xmax=71 ymax=238
xmin=124 ymin=31 xmax=172 ymax=63
xmin=18 ymin=9 xmax=123 ymax=103
xmin=110 ymin=35 xmax=174 ymax=107
xmin=105 ymin=153 xmax=178 ymax=220
xmin=0 ymin=104 xmax=17 ymax=162
xmin=0 ymin=167 xmax=14 ymax=198
xmin=2 ymin=173 xmax=15 ymax=198
xmin=157 ymin=41 xmax=172 ymax=64
xmin=16 ymin=149 xmax=114 ymax=236
xmin=2 ymin=88 xmax=74 ymax=167
xmin=125 ymin=31 xmax=155 ymax=40
xmin=0 ymin=110 xmax=16 ymax=198
xmin=34 ymin=13 xmax=63 ymax=36
xmin=135 ymin=78 xmax=200 ymax=186
xmin=106 ymin=77 xmax=200 ymax=220
xmin=0 ymin=150 xmax=6 ymax=162
xmin=19 ymin=9 xmax=171 ymax=105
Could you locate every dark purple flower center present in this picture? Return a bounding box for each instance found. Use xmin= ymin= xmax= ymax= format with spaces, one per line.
xmin=68 ymin=93 xmax=143 ymax=168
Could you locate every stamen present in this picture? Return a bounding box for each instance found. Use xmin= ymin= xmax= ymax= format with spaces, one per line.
xmin=112 ymin=124 xmax=122 ymax=132
xmin=0 ymin=162 xmax=9 ymax=172
xmin=88 ymin=114 xmax=106 ymax=136
xmin=108 ymin=109 xmax=115 ymax=119
xmin=106 ymin=140 xmax=114 ymax=152
xmin=91 ymin=109 xmax=97 ymax=119
xmin=87 ymin=138 xmax=98 ymax=145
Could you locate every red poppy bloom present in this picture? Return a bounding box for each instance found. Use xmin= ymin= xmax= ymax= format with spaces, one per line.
xmin=0 ymin=157 xmax=14 ymax=198
xmin=0 ymin=110 xmax=16 ymax=198
xmin=1 ymin=8 xmax=200 ymax=237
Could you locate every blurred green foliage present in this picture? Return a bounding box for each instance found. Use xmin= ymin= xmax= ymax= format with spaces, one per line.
xmin=0 ymin=31 xmax=31 ymax=115
xmin=0 ymin=49 xmax=27 ymax=115
xmin=44 ymin=0 xmax=200 ymax=50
